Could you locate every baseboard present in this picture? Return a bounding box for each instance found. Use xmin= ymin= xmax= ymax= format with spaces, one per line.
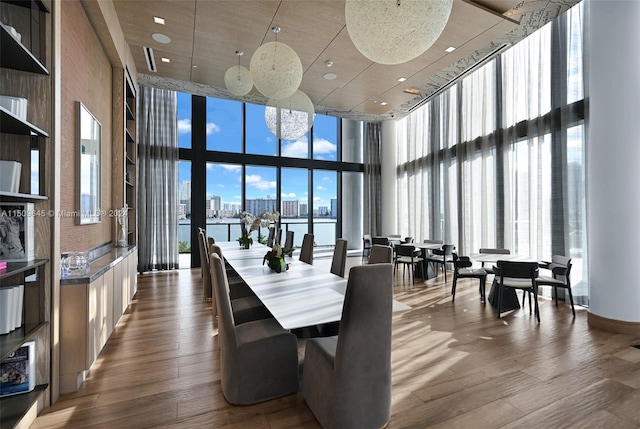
xmin=588 ymin=312 xmax=640 ymax=336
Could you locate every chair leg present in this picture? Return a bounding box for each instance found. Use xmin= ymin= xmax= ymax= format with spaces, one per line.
xmin=533 ymin=287 xmax=540 ymax=323
xmin=480 ymin=277 xmax=486 ymax=304
xmin=527 ymin=290 xmax=532 ymax=314
xmin=443 ymin=263 xmax=447 ymax=282
xmin=567 ymin=286 xmax=576 ymax=317
xmin=554 ymin=286 xmax=559 ymax=307
xmin=451 ymin=275 xmax=457 ymax=301
xmin=497 ymin=284 xmax=503 ymax=318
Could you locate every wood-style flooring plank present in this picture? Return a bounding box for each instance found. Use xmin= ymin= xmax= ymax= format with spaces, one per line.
xmin=32 ymin=257 xmax=640 ymax=429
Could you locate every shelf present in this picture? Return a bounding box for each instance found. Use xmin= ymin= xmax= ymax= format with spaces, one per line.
xmin=0 ymin=107 xmax=48 ymax=137
xmin=0 ymin=191 xmax=48 ymax=201
xmin=0 ymin=384 xmax=48 ymax=429
xmin=0 ymin=259 xmax=48 ymax=280
xmin=126 ymin=153 xmax=135 ymax=165
xmin=126 ymin=102 xmax=134 ymax=121
xmin=0 ymin=22 xmax=49 ymax=75
xmin=0 ymin=322 xmax=48 ymax=362
xmin=125 ymin=128 xmax=134 ymax=143
xmin=125 ymin=180 xmax=133 ymax=187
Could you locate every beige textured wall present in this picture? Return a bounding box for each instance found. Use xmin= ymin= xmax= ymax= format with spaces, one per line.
xmin=60 ymin=0 xmax=113 ymax=252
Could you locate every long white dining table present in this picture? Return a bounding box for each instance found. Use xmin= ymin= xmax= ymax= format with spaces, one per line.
xmin=216 ymin=241 xmax=411 ymax=330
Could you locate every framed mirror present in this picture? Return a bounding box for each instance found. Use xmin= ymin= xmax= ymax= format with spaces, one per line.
xmin=76 ymin=102 xmax=101 ymax=224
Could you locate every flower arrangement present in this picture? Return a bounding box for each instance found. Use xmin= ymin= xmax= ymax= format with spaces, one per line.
xmin=237 ymin=210 xmax=280 ymax=249
xmin=263 ymin=244 xmax=294 ymax=273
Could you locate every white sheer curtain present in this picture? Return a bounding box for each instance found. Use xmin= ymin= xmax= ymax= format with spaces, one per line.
xmin=137 ymin=86 xmax=179 ymax=272
xmin=395 ymin=2 xmax=587 ymax=301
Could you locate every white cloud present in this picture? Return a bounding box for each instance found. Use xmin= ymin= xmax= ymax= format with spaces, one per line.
xmin=322 ymin=176 xmax=332 ymax=182
xmin=178 ymin=119 xmax=191 ymax=134
xmin=206 ymin=122 xmax=220 ymax=135
xmin=218 ymin=184 xmax=224 ymax=188
xmin=313 ymin=138 xmax=337 ymax=155
xmin=281 ymin=138 xmax=309 ymax=158
xmin=281 ymin=192 xmax=296 ymax=198
xmin=234 ymin=195 xmax=241 ymax=200
xmin=313 ymin=196 xmax=322 ymax=201
xmin=246 ymin=174 xmax=276 ymax=191
xmin=221 ymin=164 xmax=241 ymax=172
xmin=316 ymin=185 xmax=326 ymax=191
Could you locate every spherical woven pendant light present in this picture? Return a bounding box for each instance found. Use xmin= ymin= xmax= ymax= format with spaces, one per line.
xmin=250 ymin=27 xmax=303 ymax=100
xmin=345 ymin=0 xmax=453 ymax=65
xmin=265 ymin=90 xmax=315 ymax=141
xmin=225 ymin=51 xmax=253 ymax=96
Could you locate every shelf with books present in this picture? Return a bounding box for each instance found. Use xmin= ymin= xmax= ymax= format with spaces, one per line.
xmin=0 ymin=383 xmax=47 ymax=429
xmin=0 ymin=0 xmax=52 ymax=423
xmin=0 ymin=321 xmax=47 ymax=362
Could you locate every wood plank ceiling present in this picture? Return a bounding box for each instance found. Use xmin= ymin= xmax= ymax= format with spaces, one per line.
xmin=111 ymin=0 xmax=580 ymax=122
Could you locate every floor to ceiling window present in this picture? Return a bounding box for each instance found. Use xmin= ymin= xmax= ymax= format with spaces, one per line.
xmin=395 ymin=2 xmax=587 ymax=303
xmin=176 ymin=93 xmax=364 ymax=268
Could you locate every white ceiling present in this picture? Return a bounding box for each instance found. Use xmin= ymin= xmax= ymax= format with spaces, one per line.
xmin=111 ymin=0 xmax=579 ymax=122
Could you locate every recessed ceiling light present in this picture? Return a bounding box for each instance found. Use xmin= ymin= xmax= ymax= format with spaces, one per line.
xmin=323 ymin=72 xmax=337 ymax=80
xmin=161 ymin=57 xmax=170 ymax=63
xmin=154 ymin=16 xmax=165 ymax=25
xmin=193 ymin=65 xmax=198 ymax=68
xmin=398 ymin=77 xmax=407 ymax=82
xmin=445 ymin=46 xmax=456 ymax=53
xmin=325 ymin=60 xmax=334 ymax=67
xmin=404 ymin=88 xmax=420 ymax=95
xmin=152 ymin=33 xmax=171 ymax=44
xmin=380 ymin=102 xmax=388 ymax=106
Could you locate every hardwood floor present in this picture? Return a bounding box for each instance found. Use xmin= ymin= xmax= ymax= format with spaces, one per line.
xmin=33 ymin=257 xmax=640 ymax=428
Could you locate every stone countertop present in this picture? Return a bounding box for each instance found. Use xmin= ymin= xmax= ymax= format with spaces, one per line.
xmin=60 ymin=246 xmax=136 ymax=285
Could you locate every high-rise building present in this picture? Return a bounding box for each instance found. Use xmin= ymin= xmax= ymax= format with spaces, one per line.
xmin=281 ymin=200 xmax=300 ymax=217
xmin=330 ymin=198 xmax=337 ymax=218
xmin=300 ymin=203 xmax=308 ymax=217
xmin=246 ymin=198 xmax=276 ymax=215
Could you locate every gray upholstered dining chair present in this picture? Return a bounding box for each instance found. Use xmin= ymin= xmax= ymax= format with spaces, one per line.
xmin=394 ymin=243 xmax=423 ymax=283
xmin=451 ymin=253 xmax=488 ymax=303
xmin=330 ymin=238 xmax=348 ymax=277
xmin=536 ymin=255 xmax=575 ymax=317
xmin=425 ymin=244 xmax=455 ymax=282
xmin=197 ymin=228 xmax=213 ymax=302
xmin=266 ymin=227 xmax=276 ymax=247
xmin=210 ymin=253 xmax=299 ymax=405
xmin=495 ymin=260 xmax=540 ymax=323
xmin=210 ymin=244 xmax=272 ymax=325
xmin=303 ymin=263 xmax=393 ymax=429
xmin=368 ymin=244 xmax=393 ymax=264
xmin=284 ymin=230 xmax=294 ymax=250
xmin=300 ymin=233 xmax=314 ymax=264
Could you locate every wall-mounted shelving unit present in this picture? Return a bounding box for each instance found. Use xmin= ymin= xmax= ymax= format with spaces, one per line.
xmin=0 ymin=0 xmax=52 ymax=427
xmin=124 ymin=70 xmax=137 ymax=246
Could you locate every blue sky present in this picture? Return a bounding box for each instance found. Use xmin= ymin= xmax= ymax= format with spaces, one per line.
xmin=177 ymin=93 xmax=338 ymax=209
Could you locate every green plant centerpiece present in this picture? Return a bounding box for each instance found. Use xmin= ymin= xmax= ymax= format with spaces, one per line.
xmin=263 ymin=244 xmax=294 ymax=273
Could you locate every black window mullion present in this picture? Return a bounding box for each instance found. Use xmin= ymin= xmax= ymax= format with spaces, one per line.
xmin=190 ymin=95 xmax=207 ymax=268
